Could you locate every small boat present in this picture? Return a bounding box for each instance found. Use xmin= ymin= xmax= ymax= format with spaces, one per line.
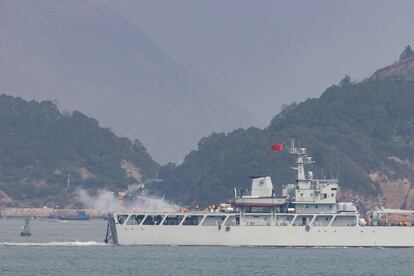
xmin=58 ymin=210 xmax=90 ymax=221
xmin=20 ymin=218 xmax=31 ymax=237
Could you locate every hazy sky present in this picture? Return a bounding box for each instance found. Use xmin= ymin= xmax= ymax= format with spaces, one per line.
xmin=3 ymin=0 xmax=414 ymax=163
xmin=94 ymin=0 xmax=414 ymax=126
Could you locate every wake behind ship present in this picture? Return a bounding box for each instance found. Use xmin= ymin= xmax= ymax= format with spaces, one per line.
xmin=105 ymin=141 xmax=414 ymax=247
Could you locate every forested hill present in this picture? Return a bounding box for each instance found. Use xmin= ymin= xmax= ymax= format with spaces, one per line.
xmin=0 ymin=0 xmax=251 ymax=163
xmin=0 ymin=95 xmax=159 ymax=207
xmin=153 ymin=47 xmax=414 ymax=210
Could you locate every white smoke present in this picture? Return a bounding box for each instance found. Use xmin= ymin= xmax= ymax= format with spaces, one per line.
xmin=76 ymin=189 xmax=180 ymax=215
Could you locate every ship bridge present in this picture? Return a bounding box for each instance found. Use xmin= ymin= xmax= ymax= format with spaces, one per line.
xmin=232 ymin=140 xmax=343 ymax=215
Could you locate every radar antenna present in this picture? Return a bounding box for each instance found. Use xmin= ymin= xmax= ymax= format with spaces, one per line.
xmin=289 ymin=139 xmax=314 ymax=182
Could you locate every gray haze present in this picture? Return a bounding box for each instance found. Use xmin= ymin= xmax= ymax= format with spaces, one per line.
xmin=0 ymin=0 xmax=250 ymax=163
xmin=95 ymin=0 xmax=414 ymax=124
xmin=2 ymin=0 xmax=414 ymax=163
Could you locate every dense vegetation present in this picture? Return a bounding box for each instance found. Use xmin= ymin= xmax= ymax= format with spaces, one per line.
xmin=153 ymin=74 xmax=414 ymax=207
xmin=0 ymin=95 xmax=159 ymax=207
xmin=5 ymin=48 xmax=414 ymax=209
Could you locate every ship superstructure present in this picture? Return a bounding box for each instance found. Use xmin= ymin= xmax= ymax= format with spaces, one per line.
xmin=230 ymin=140 xmax=358 ymax=231
xmin=105 ymin=141 xmax=414 ymax=247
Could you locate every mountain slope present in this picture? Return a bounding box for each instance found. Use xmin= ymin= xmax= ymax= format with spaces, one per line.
xmin=0 ymin=94 xmax=159 ymax=207
xmin=371 ymin=45 xmax=414 ymax=81
xmin=153 ymin=47 xmax=414 ymax=210
xmin=0 ymin=0 xmax=250 ymax=163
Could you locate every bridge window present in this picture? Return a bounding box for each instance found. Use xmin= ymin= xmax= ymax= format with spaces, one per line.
xmin=143 ymin=215 xmax=164 ymax=225
xmin=275 ymin=215 xmax=294 ymax=226
xmin=331 ymin=215 xmax=357 ymax=226
xmin=163 ymin=215 xmax=184 ymax=225
xmin=225 ymin=215 xmax=240 ymax=226
xmin=126 ymin=215 xmax=145 ymax=225
xmin=312 ymin=215 xmax=333 ymax=226
xmin=202 ymin=215 xmax=226 ymax=226
xmin=116 ymin=214 xmax=128 ymax=225
xmin=182 ymin=215 xmax=204 ymax=226
xmin=244 ymin=214 xmax=271 ymax=226
xmin=292 ymin=215 xmax=314 ymax=226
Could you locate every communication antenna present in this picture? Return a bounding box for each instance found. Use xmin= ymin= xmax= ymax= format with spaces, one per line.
xmin=330 ymin=159 xmax=333 ymax=179
xmin=290 ymin=139 xmax=295 ymax=152
xmin=67 ymin=172 xmax=71 ymax=190
xmin=337 ymin=160 xmax=340 ymax=182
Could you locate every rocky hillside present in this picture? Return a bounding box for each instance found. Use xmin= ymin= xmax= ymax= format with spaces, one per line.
xmin=0 ymin=95 xmax=159 ymax=207
xmin=152 ymin=46 xmax=414 ymax=211
xmin=371 ymin=45 xmax=414 ymax=81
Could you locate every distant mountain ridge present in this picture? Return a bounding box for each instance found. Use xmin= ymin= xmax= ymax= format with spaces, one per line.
xmin=0 ymin=0 xmax=251 ymax=163
xmin=0 ymin=94 xmax=159 ymax=207
xmin=152 ymin=46 xmax=414 ymax=211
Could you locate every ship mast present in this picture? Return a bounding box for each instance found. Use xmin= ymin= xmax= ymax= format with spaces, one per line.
xmin=289 ymin=139 xmax=314 ymax=182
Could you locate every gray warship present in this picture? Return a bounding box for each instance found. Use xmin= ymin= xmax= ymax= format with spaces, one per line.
xmin=105 ymin=141 xmax=414 ymax=247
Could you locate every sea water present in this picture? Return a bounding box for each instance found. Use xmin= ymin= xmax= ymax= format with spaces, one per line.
xmin=1 ymin=218 xmax=414 ymax=275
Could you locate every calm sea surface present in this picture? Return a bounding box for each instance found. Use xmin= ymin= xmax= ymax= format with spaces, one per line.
xmin=1 ymin=218 xmax=414 ymax=275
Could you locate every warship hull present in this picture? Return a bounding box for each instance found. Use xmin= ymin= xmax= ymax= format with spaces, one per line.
xmin=112 ymin=222 xmax=414 ymax=247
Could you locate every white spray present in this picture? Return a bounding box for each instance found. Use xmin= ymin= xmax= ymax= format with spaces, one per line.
xmin=76 ymin=189 xmax=180 ymax=215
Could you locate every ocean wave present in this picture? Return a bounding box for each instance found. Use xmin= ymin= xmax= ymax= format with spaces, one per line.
xmin=0 ymin=241 xmax=107 ymax=246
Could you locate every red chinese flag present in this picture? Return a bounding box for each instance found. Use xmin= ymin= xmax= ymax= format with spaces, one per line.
xmin=271 ymin=143 xmax=283 ymax=151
